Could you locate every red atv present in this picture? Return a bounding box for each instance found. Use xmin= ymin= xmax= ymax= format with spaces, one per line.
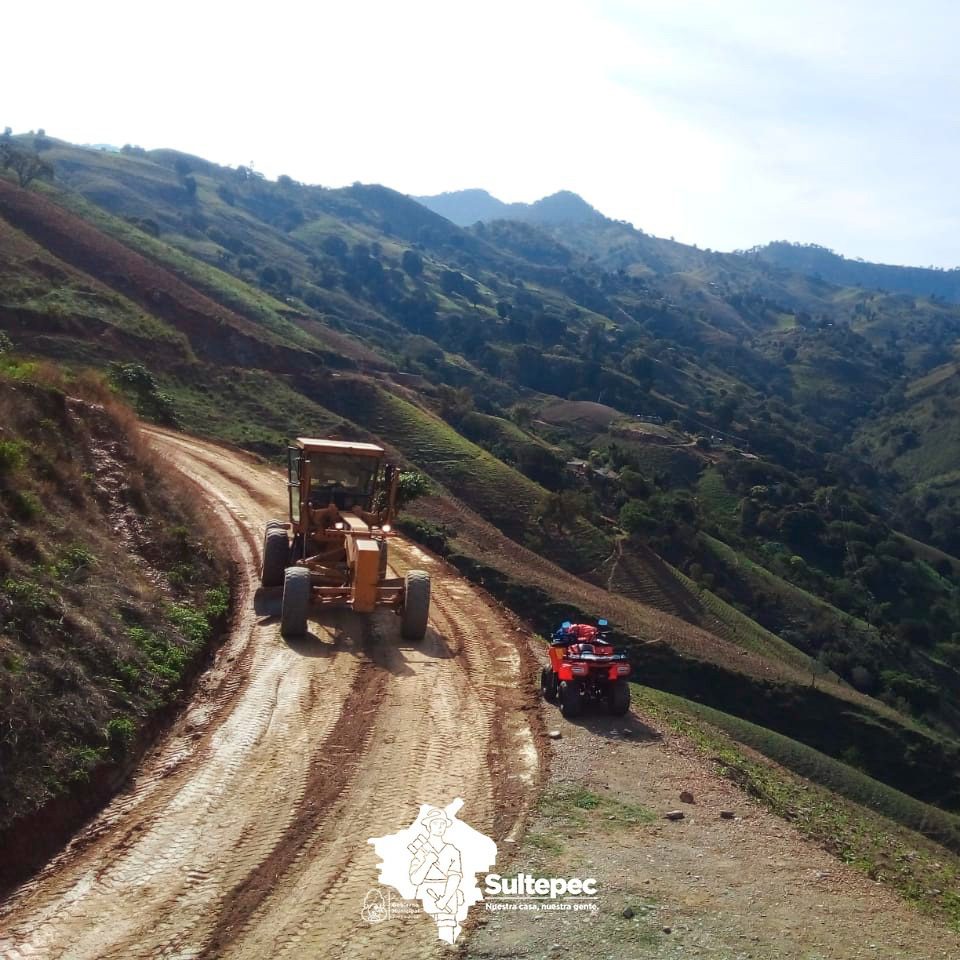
xmin=540 ymin=620 xmax=631 ymax=718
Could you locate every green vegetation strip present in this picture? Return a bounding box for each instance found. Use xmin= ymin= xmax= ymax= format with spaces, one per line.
xmin=162 ymin=368 xmax=343 ymax=455
xmin=0 ymin=241 xmax=186 ymax=348
xmin=523 ymin=785 xmax=657 ymax=859
xmin=704 ymin=532 xmax=875 ymax=633
xmin=696 ymin=465 xmax=741 ymax=536
xmin=540 ymin=784 xmax=656 ymax=832
xmin=671 ymin=566 xmax=816 ymax=672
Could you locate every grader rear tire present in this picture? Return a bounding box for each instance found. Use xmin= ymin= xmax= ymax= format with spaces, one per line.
xmin=400 ymin=570 xmax=430 ymax=642
xmin=261 ymin=527 xmax=289 ymax=587
xmin=280 ymin=566 xmax=311 ymax=637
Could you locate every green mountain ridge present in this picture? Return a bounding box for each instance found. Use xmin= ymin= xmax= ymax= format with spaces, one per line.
xmin=749 ymin=240 xmax=960 ymax=303
xmin=419 ymin=188 xmax=960 ymax=308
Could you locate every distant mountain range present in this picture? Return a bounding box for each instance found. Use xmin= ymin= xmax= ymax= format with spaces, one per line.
xmin=414 ymin=188 xmax=607 ymax=227
xmin=747 ymin=241 xmax=960 ymax=303
xmin=416 ymin=190 xmax=960 ymax=305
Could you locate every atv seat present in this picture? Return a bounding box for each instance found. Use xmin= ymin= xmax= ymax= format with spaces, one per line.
xmin=567 ymin=642 xmax=616 ymax=658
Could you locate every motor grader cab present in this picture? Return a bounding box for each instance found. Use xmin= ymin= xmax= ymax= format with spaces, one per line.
xmin=260 ymin=438 xmax=430 ymax=640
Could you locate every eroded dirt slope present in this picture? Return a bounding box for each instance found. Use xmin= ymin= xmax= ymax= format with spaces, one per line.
xmin=0 ymin=429 xmax=542 ymax=959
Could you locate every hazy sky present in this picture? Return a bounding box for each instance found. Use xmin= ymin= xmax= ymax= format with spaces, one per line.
xmin=6 ymin=0 xmax=958 ymax=266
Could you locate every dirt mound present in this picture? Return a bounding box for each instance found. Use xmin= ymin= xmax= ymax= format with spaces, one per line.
xmin=539 ymin=400 xmax=621 ymax=430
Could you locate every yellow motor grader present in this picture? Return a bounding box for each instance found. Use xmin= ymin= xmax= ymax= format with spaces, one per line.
xmin=260 ymin=437 xmax=430 ymax=639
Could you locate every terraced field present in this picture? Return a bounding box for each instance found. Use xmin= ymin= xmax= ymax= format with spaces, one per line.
xmin=323 ymin=376 xmax=612 ymax=572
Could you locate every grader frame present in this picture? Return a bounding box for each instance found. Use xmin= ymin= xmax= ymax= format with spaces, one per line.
xmin=260 ymin=438 xmax=430 ymax=639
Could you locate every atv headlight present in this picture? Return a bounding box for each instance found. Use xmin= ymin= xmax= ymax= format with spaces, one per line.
xmin=382 ymin=524 xmax=392 ymax=533
xmin=571 ymin=663 xmax=589 ymax=677
xmin=616 ymin=664 xmax=631 ymax=676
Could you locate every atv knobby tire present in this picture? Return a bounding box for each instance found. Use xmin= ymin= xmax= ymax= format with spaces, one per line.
xmin=608 ymin=679 xmax=631 ymax=716
xmin=540 ymin=667 xmax=558 ymax=703
xmin=559 ymin=680 xmax=584 ymax=718
xmin=377 ymin=539 xmax=389 ymax=579
xmin=265 ymin=519 xmax=286 ymax=529
xmin=261 ymin=526 xmax=289 ymax=587
xmin=400 ymin=570 xmax=430 ymax=642
xmin=280 ymin=566 xmax=311 ymax=637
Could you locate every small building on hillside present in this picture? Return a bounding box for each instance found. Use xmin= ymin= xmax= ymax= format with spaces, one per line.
xmin=593 ymin=466 xmax=620 ymax=481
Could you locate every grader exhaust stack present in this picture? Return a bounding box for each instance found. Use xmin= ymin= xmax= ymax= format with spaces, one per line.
xmin=260 ymin=438 xmax=430 ymax=639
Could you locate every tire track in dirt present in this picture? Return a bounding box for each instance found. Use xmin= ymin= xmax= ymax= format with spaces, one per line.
xmin=224 ymin=542 xmax=543 ymax=960
xmin=0 ymin=429 xmax=543 ymax=959
xmin=0 ymin=431 xmax=360 ymax=959
xmin=197 ymin=622 xmax=391 ymax=958
xmin=230 ymin=612 xmax=464 ymax=960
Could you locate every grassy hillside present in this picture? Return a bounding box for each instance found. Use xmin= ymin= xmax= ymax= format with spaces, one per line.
xmin=319 ymin=375 xmax=611 ymax=572
xmin=0 ymin=351 xmax=229 ymax=883
xmin=399 ymin=486 xmax=960 ymax=814
xmin=0 ymin=215 xmax=188 ymax=354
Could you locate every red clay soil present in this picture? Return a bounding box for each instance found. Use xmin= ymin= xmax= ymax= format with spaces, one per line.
xmin=0 ymin=180 xmax=312 ymax=370
xmin=539 ymin=399 xmax=621 ymax=430
xmin=0 ymin=219 xmax=185 ymax=361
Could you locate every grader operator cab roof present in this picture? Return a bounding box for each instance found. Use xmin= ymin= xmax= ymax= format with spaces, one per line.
xmin=295 ymin=438 xmax=385 ymax=457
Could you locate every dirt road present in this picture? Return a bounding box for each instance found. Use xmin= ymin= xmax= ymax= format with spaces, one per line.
xmin=0 ymin=430 xmax=542 ymax=959
xmin=471 ymin=691 xmax=960 ymax=960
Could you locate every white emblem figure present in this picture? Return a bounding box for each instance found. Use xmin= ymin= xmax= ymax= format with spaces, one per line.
xmin=408 ymin=808 xmax=464 ymax=942
xmin=368 ymin=798 xmax=497 ymax=945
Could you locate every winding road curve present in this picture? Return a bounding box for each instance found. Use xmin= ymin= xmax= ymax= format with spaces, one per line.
xmin=0 ymin=429 xmax=543 ymax=959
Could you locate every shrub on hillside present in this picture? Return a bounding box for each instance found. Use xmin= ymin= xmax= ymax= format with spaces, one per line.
xmin=108 ymin=363 xmax=179 ymax=426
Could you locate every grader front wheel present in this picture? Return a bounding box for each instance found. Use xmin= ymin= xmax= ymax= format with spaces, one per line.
xmin=261 ymin=526 xmax=289 ymax=587
xmin=400 ymin=570 xmax=430 ymax=642
xmin=281 ymin=566 xmax=311 ymax=637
